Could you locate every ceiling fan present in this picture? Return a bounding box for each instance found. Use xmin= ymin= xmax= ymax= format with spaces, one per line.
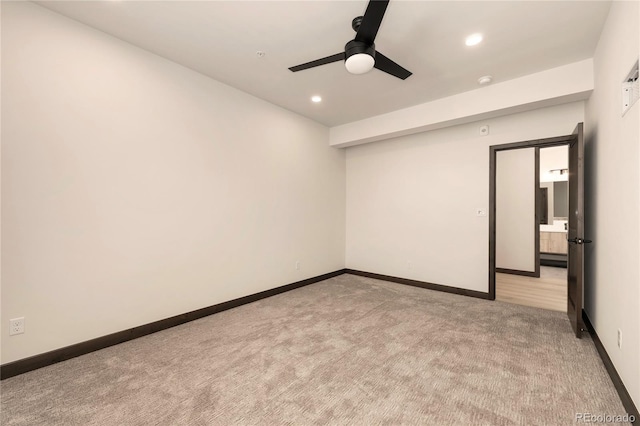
xmin=288 ymin=0 xmax=412 ymax=80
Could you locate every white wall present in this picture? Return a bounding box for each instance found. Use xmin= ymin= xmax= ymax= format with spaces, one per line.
xmin=584 ymin=0 xmax=639 ymax=409
xmin=496 ymin=148 xmax=536 ymax=272
xmin=331 ymin=60 xmax=593 ymax=147
xmin=346 ymin=102 xmax=584 ymax=292
xmin=540 ymin=145 xmax=569 ymax=183
xmin=0 ymin=2 xmax=346 ymax=364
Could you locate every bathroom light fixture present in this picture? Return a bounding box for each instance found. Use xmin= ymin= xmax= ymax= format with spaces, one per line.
xmin=550 ymin=168 xmax=568 ymax=175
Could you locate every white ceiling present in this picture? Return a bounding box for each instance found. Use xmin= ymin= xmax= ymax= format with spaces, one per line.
xmin=35 ymin=0 xmax=611 ymax=127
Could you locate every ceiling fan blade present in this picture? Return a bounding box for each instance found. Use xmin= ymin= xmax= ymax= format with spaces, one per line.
xmin=355 ymin=0 xmax=389 ymax=45
xmin=289 ymin=52 xmax=346 ymax=72
xmin=374 ymin=51 xmax=412 ymax=80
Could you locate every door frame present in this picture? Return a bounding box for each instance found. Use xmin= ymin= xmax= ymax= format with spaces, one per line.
xmin=488 ymin=135 xmax=573 ymax=300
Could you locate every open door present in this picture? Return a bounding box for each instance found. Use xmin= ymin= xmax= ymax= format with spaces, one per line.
xmin=567 ymin=123 xmax=589 ymax=337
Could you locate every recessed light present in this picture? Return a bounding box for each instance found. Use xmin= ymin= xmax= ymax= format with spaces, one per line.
xmin=311 ymin=95 xmax=322 ymax=103
xmin=478 ymin=75 xmax=493 ymax=85
xmin=465 ymin=33 xmax=483 ymax=46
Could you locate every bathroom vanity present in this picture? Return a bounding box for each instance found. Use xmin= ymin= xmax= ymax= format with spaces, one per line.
xmin=540 ymin=230 xmax=567 ymax=254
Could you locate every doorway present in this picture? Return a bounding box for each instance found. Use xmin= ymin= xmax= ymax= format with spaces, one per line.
xmin=488 ymin=124 xmax=586 ymax=337
xmin=539 ymin=146 xmax=570 ymax=269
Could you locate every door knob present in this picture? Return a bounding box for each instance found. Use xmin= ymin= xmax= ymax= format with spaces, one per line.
xmin=567 ymin=237 xmax=593 ymax=244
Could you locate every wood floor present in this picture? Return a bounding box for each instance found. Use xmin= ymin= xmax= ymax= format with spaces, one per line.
xmin=496 ymin=266 xmax=567 ymax=312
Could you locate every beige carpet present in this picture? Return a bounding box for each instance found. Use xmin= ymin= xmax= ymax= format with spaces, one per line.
xmin=0 ymin=274 xmax=629 ymax=425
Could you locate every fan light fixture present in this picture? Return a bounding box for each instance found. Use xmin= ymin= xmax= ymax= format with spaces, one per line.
xmin=345 ymin=53 xmax=375 ymax=74
xmin=288 ymin=1 xmax=412 ymax=80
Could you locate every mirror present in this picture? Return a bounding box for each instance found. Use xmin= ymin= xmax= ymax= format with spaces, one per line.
xmin=553 ymin=181 xmax=568 ymax=219
xmin=539 ymin=181 xmax=568 ymax=224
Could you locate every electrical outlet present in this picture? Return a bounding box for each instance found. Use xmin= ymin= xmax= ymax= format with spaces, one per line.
xmin=9 ymin=317 xmax=25 ymax=336
xmin=617 ymin=329 xmax=622 ymax=349
xmin=295 ymin=261 xmax=300 ymax=270
xmin=407 ymin=261 xmax=412 ymax=270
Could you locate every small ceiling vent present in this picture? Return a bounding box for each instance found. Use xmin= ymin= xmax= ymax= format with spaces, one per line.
xmin=622 ymin=60 xmax=639 ymax=116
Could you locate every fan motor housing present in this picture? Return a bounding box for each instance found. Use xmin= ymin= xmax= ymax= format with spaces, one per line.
xmin=352 ymin=16 xmax=363 ymax=32
xmin=345 ymin=40 xmax=375 ymax=60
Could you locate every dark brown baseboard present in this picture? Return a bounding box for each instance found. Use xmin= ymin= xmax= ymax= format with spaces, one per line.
xmin=540 ymin=259 xmax=568 ymax=268
xmin=583 ymin=311 xmax=639 ymax=424
xmin=495 ymin=267 xmax=540 ymax=278
xmin=0 ymin=268 xmax=523 ymax=380
xmin=345 ymin=269 xmax=491 ymax=300
xmin=1 ymin=269 xmax=346 ymax=380
xmin=6 ymin=271 xmax=635 ymax=423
